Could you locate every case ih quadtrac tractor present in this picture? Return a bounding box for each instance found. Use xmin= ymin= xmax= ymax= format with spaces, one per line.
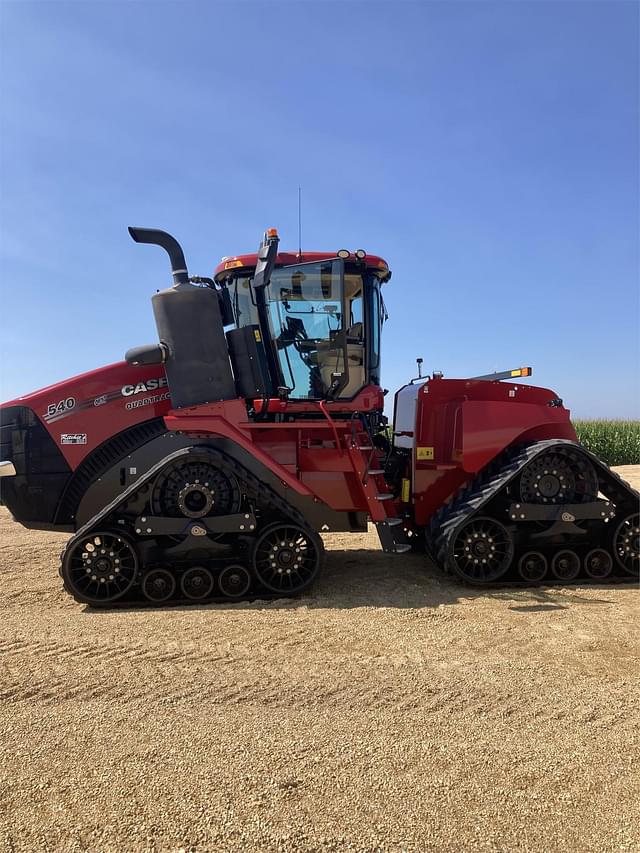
xmin=1 ymin=227 xmax=637 ymax=606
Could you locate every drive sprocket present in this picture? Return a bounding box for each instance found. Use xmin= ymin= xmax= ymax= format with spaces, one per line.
xmin=519 ymin=448 xmax=598 ymax=504
xmin=151 ymin=455 xmax=240 ymax=519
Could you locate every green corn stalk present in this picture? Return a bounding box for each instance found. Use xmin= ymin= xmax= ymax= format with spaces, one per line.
xmin=573 ymin=420 xmax=640 ymax=467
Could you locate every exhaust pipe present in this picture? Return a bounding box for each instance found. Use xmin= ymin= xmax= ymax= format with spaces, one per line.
xmin=128 ymin=227 xmax=189 ymax=287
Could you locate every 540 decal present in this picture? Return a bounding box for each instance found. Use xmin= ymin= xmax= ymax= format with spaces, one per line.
xmin=42 ymin=376 xmax=170 ymax=424
xmin=44 ymin=397 xmax=76 ymax=421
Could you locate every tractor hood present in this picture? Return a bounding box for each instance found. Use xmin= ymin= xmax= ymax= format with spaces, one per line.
xmin=1 ymin=361 xmax=171 ymax=471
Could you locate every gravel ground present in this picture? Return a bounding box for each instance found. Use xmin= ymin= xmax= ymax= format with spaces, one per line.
xmin=0 ymin=466 xmax=638 ymax=853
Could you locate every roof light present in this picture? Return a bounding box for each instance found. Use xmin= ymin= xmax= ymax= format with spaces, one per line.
xmin=337 ymin=249 xmax=350 ymax=259
xmin=224 ymin=259 xmax=243 ymax=270
xmin=510 ymin=367 xmax=532 ymax=378
xmin=266 ymin=228 xmax=279 ymax=238
xmin=355 ymin=249 xmax=366 ymax=260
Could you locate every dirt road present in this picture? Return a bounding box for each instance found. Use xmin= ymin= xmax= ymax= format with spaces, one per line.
xmin=1 ymin=467 xmax=638 ymax=852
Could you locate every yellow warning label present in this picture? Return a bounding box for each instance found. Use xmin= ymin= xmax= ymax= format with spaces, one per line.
xmin=401 ymin=478 xmax=410 ymax=502
xmin=416 ymin=446 xmax=434 ymax=460
xmin=254 ymin=329 xmax=262 ymax=342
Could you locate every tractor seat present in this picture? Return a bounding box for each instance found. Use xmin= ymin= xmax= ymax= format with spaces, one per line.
xmin=347 ymin=322 xmax=363 ymax=341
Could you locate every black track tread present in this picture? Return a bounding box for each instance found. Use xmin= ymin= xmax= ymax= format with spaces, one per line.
xmin=433 ymin=440 xmax=639 ymax=587
xmin=60 ymin=445 xmax=323 ymax=607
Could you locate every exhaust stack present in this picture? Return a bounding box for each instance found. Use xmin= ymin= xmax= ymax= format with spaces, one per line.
xmin=128 ymin=226 xmax=236 ymax=408
xmin=128 ymin=227 xmax=190 ymax=287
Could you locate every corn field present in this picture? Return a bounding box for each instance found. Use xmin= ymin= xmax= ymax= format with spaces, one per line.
xmin=574 ymin=420 xmax=640 ymax=466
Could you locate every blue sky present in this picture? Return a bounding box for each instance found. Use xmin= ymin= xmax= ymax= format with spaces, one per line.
xmin=1 ymin=0 xmax=638 ymax=417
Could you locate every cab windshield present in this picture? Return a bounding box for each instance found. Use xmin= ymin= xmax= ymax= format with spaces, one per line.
xmin=225 ymin=260 xmax=383 ymax=400
xmin=264 ymin=260 xmax=365 ymax=399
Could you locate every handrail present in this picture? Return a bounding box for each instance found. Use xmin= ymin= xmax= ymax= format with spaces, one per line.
xmin=318 ymin=400 xmax=343 ymax=456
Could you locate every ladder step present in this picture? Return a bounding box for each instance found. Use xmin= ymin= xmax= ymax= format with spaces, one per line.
xmin=376 ymin=493 xmax=394 ymax=501
xmin=380 ymin=518 xmax=403 ymax=527
xmin=368 ymin=469 xmax=385 ymax=475
xmin=394 ymin=544 xmax=413 ymax=554
xmin=358 ymin=445 xmax=373 ymax=451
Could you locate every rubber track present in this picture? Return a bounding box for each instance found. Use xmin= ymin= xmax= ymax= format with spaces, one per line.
xmin=59 ymin=445 xmax=323 ymax=607
xmin=433 ymin=440 xmax=639 ymax=587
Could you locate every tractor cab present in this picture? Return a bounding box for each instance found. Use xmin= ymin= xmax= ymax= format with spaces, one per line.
xmin=214 ymin=232 xmax=390 ymax=402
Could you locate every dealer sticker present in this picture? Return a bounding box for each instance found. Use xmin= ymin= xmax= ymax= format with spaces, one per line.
xmin=60 ymin=433 xmax=87 ymax=445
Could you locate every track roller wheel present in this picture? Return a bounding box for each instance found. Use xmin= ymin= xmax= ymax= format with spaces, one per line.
xmin=584 ymin=549 xmax=613 ymax=580
xmin=62 ymin=531 xmax=138 ymax=605
xmin=142 ymin=568 xmax=176 ymax=603
xmin=448 ymin=516 xmax=513 ymax=583
xmin=519 ymin=448 xmax=598 ymax=504
xmin=517 ymin=551 xmax=548 ymax=582
xmin=551 ymin=550 xmax=581 ymax=581
xmin=613 ymin=513 xmax=639 ymax=576
xmin=218 ymin=565 xmax=252 ymax=599
xmin=180 ymin=566 xmax=214 ymax=600
xmin=253 ymin=523 xmax=323 ymax=594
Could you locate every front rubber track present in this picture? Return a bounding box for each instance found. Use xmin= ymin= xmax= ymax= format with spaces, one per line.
xmin=60 ymin=446 xmax=325 ymax=608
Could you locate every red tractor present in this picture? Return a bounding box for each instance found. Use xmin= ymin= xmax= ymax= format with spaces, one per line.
xmin=1 ymin=227 xmax=637 ymax=605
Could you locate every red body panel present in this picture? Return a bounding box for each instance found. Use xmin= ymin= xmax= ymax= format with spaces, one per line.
xmin=164 ymin=399 xmax=375 ymax=513
xmin=2 ymin=361 xmax=172 ymax=470
xmin=411 ymin=377 xmax=576 ymax=524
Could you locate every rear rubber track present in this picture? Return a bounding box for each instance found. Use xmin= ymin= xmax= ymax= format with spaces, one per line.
xmin=431 ymin=440 xmax=639 ymax=587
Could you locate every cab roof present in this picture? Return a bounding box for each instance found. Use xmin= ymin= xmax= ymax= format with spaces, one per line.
xmin=213 ymin=250 xmax=391 ymax=282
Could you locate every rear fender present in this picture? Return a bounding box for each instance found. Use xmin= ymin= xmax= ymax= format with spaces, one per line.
xmin=461 ymin=400 xmax=577 ymax=473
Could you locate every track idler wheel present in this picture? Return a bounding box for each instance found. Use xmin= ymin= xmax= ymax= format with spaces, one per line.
xmin=448 ymin=516 xmax=513 ymax=583
xmin=584 ymin=549 xmax=613 ymax=580
xmin=142 ymin=568 xmax=176 ymax=603
xmin=519 ymin=448 xmax=598 ymax=504
xmin=180 ymin=566 xmax=214 ymax=600
xmin=517 ymin=551 xmax=548 ymax=582
xmin=218 ymin=564 xmax=252 ymax=599
xmin=613 ymin=513 xmax=640 ymax=577
xmin=62 ymin=531 xmax=138 ymax=605
xmin=252 ymin=523 xmax=323 ymax=594
xmin=551 ymin=550 xmax=581 ymax=581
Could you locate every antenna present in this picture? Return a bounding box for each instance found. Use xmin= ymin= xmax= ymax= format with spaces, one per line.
xmin=298 ymin=186 xmax=302 ymax=257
